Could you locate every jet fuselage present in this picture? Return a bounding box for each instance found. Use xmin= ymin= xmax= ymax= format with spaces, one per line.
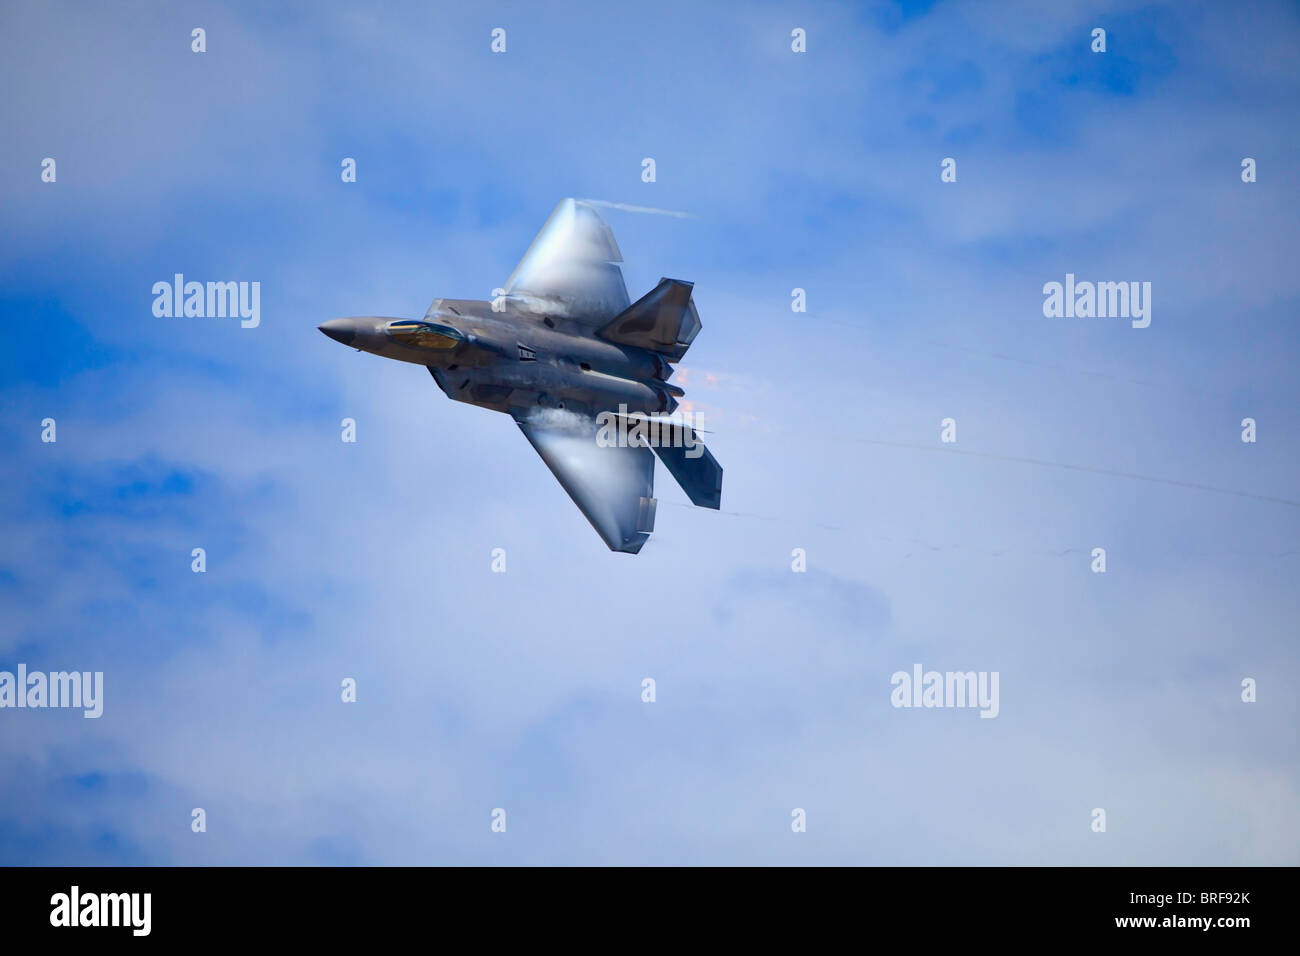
xmin=319 ymin=299 xmax=681 ymax=418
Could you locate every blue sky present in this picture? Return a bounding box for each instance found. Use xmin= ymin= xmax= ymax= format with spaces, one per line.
xmin=1 ymin=0 xmax=1297 ymax=864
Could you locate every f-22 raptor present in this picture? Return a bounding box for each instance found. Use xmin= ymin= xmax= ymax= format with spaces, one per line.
xmin=319 ymin=198 xmax=723 ymax=553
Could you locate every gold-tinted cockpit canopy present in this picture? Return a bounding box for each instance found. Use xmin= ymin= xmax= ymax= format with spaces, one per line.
xmin=386 ymin=320 xmax=462 ymax=350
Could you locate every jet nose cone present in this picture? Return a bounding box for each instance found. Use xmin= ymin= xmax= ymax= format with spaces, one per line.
xmin=318 ymin=318 xmax=356 ymax=347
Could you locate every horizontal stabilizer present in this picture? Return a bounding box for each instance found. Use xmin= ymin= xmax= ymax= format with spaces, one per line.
xmin=646 ymin=420 xmax=722 ymax=510
xmin=597 ymin=278 xmax=701 ymax=362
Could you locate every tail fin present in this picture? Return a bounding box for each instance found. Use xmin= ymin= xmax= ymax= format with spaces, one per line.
xmin=596 ymin=278 xmax=700 ymax=362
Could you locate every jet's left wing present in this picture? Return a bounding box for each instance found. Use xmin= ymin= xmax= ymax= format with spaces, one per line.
xmin=514 ymin=410 xmax=656 ymax=554
xmin=503 ymin=199 xmax=631 ymax=325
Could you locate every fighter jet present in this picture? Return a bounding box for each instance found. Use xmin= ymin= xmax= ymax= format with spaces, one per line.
xmin=319 ymin=198 xmax=722 ymax=553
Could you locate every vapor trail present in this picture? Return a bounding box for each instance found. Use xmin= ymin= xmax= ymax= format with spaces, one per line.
xmin=580 ymin=199 xmax=697 ymax=219
xmin=847 ymin=436 xmax=1300 ymax=508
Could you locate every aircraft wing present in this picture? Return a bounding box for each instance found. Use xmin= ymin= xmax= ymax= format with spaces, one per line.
xmin=503 ymin=198 xmax=631 ymax=325
xmin=515 ymin=410 xmax=656 ymax=553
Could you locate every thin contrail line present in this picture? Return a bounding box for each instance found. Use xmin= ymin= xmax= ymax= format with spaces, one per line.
xmin=921 ymin=337 xmax=1172 ymax=390
xmin=579 ymin=199 xmax=697 ymax=219
xmin=659 ymin=499 xmax=843 ymax=530
xmin=803 ymin=313 xmax=1178 ymax=392
xmin=846 ymin=435 xmax=1300 ymax=508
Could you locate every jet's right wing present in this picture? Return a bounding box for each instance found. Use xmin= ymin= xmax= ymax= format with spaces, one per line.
xmin=503 ymin=199 xmax=632 ymax=325
xmin=514 ymin=410 xmax=656 ymax=554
